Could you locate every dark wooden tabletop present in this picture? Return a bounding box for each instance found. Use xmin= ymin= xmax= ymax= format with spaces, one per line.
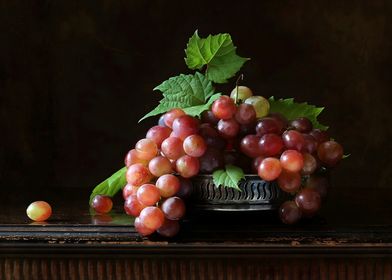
xmin=1 ymin=186 xmax=392 ymax=279
xmin=1 ymin=185 xmax=391 ymax=254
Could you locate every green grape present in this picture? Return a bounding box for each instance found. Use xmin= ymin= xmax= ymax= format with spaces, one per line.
xmin=230 ymin=86 xmax=253 ymax=102
xmin=244 ymin=96 xmax=270 ymax=118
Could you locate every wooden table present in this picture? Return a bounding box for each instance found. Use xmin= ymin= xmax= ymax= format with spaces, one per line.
xmin=0 ymin=187 xmax=391 ymax=279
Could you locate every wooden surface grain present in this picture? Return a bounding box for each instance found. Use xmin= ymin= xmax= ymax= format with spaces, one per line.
xmin=1 ymin=257 xmax=392 ymax=280
xmin=0 ymin=187 xmax=391 ymax=279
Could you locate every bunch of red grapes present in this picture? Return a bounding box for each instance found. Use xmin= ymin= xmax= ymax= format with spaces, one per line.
xmin=91 ymin=86 xmax=344 ymax=237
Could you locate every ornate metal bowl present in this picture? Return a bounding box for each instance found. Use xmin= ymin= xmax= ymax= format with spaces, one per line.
xmin=190 ymin=175 xmax=286 ymax=211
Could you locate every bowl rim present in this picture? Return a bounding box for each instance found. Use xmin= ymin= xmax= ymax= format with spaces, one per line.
xmin=192 ymin=174 xmax=263 ymax=180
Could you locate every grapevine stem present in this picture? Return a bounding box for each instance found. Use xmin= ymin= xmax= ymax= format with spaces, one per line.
xmin=235 ymin=74 xmax=244 ymax=104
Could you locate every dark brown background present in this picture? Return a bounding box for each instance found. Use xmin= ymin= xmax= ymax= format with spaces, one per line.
xmin=0 ymin=0 xmax=391 ymax=191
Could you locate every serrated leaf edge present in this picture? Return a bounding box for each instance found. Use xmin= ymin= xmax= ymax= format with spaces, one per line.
xmin=139 ymin=72 xmax=216 ymax=122
xmin=269 ymin=96 xmax=329 ymax=130
xmin=212 ymin=165 xmax=244 ymax=191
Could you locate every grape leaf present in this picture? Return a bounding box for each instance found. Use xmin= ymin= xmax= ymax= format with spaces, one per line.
xmin=268 ymin=97 xmax=328 ymax=130
xmin=212 ymin=165 xmax=245 ymax=191
xmin=89 ymin=167 xmax=127 ymax=204
xmin=139 ymin=72 xmax=221 ymax=122
xmin=185 ymin=31 xmax=249 ymax=83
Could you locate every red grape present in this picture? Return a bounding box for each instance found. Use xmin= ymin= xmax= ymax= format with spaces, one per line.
xmin=139 ymin=206 xmax=165 ymax=231
xmin=211 ymin=96 xmax=237 ymax=120
xmin=199 ymin=123 xmax=226 ymax=150
xmin=282 ymin=130 xmax=305 ymax=151
xmin=280 ymin=150 xmax=304 ymax=172
xmin=256 ymin=117 xmax=283 ymax=136
xmin=183 ymin=134 xmax=207 ymax=157
xmin=252 ymin=156 xmax=266 ymax=173
xmin=91 ymin=195 xmax=113 ymax=214
xmin=146 ymin=125 xmax=172 ymax=148
xmin=240 ymin=135 xmax=262 ymax=158
xmin=134 ymin=217 xmax=155 ymax=236
xmin=309 ymin=129 xmax=329 ymax=145
xmin=148 ymin=156 xmax=173 ymax=177
xmin=158 ymin=114 xmax=167 ymax=127
xmin=124 ymin=195 xmax=145 ymax=217
xmin=279 ymin=201 xmax=302 ymax=224
xmin=124 ymin=149 xmax=149 ymax=167
xmin=317 ymin=141 xmax=344 ymax=167
xmin=305 ymin=174 xmax=329 ymax=199
xmin=157 ymin=218 xmax=180 ymax=237
xmin=176 ymin=155 xmax=200 ymax=178
xmin=26 ymin=201 xmax=52 ymax=222
xmin=267 ymin=112 xmax=288 ymax=130
xmin=137 ymin=184 xmax=161 ymax=206
xmin=239 ymin=122 xmax=257 ymax=136
xmin=217 ymin=118 xmax=240 ymax=139
xmin=135 ymin=138 xmax=158 ymax=160
xmin=295 ymin=188 xmax=321 ymax=216
xmin=122 ymin=184 xmax=138 ymax=199
xmin=176 ymin=177 xmax=193 ymax=199
xmin=199 ymin=148 xmax=224 ymax=173
xmin=161 ymin=197 xmax=186 ymax=220
xmin=277 ymin=170 xmax=301 ymax=192
xmin=156 ymin=174 xmax=180 ymax=198
xmin=161 ymin=137 xmax=185 ymax=160
xmin=258 ymin=157 xmax=282 ymax=181
xmin=126 ymin=163 xmax=152 ymax=186
xmin=172 ymin=115 xmax=199 ymax=140
xmin=201 ymin=110 xmax=219 ymax=125
xmin=163 ymin=108 xmax=185 ymax=128
xmin=301 ymin=134 xmax=317 ymax=154
xmin=301 ymin=153 xmax=317 ymax=175
xmin=259 ymin=133 xmax=284 ymax=156
xmin=235 ymin=103 xmax=256 ymax=125
xmin=290 ymin=117 xmax=313 ymax=133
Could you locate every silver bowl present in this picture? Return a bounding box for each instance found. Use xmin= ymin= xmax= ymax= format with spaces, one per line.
xmin=190 ymin=175 xmax=286 ymax=211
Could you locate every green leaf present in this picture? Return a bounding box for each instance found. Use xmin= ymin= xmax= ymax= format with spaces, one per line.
xmin=185 ymin=31 xmax=249 ymax=83
xmin=212 ymin=165 xmax=245 ymax=191
xmin=342 ymin=154 xmax=351 ymax=159
xmin=89 ymin=167 xmax=127 ymax=204
xmin=268 ymin=97 xmax=329 ymax=130
xmin=139 ymin=72 xmax=221 ymax=121
xmin=183 ymin=93 xmax=220 ymax=116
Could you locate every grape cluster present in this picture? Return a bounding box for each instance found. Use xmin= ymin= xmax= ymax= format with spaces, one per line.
xmin=121 ymin=109 xmax=205 ymax=237
xmin=205 ymin=87 xmax=343 ymax=225
xmin=91 ymin=85 xmax=344 ymax=236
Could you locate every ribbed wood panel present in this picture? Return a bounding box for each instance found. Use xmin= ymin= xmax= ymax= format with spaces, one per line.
xmin=1 ymin=258 xmax=391 ymax=280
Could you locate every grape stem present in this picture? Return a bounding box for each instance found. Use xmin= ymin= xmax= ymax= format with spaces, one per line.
xmin=235 ymin=74 xmax=244 ymax=104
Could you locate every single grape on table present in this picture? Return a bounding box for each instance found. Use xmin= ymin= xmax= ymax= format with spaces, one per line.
xmin=91 ymin=195 xmax=113 ymax=214
xmin=26 ymin=201 xmax=52 ymax=222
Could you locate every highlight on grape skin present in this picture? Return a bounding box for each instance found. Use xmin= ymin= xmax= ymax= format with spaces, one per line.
xmin=26 ymin=201 xmax=52 ymax=222
xmin=91 ymin=195 xmax=113 ymax=214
